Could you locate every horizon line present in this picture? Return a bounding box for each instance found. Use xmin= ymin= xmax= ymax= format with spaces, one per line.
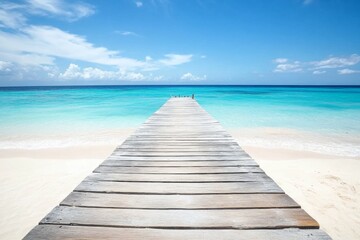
xmin=1 ymin=84 xmax=360 ymax=88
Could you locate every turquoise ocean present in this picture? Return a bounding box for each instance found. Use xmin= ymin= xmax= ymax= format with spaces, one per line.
xmin=1 ymin=86 xmax=360 ymax=156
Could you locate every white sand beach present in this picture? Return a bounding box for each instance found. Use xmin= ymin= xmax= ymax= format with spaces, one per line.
xmin=0 ymin=129 xmax=133 ymax=240
xmin=0 ymin=128 xmax=359 ymax=239
xmin=231 ymin=128 xmax=360 ymax=240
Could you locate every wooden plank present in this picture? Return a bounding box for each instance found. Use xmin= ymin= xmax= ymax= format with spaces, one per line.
xmin=131 ymin=132 xmax=232 ymax=135
xmin=24 ymin=225 xmax=332 ymax=240
xmin=126 ymin=137 xmax=236 ymax=141
xmin=120 ymin=142 xmax=240 ymax=146
xmin=128 ymin=135 xmax=234 ymax=138
xmin=123 ymin=140 xmax=238 ymax=144
xmin=126 ymin=142 xmax=241 ymax=146
xmin=112 ymin=150 xmax=248 ymax=154
xmin=75 ymin=181 xmax=283 ymax=194
xmin=113 ymin=148 xmax=244 ymax=152
xmin=135 ymin=126 xmax=226 ymax=130
xmin=123 ymin=139 xmax=237 ymax=142
xmin=85 ymin=172 xmax=271 ymax=182
xmin=40 ymin=206 xmax=319 ymax=229
xmin=121 ymin=141 xmax=240 ymax=145
xmin=112 ymin=152 xmax=250 ymax=156
xmin=101 ymin=160 xmax=259 ymax=167
xmin=116 ymin=146 xmax=243 ymax=150
xmin=106 ymin=156 xmax=253 ymax=161
xmin=138 ymin=125 xmax=224 ymax=128
xmin=115 ymin=148 xmax=245 ymax=152
xmin=61 ymin=192 xmax=299 ymax=209
xmin=94 ymin=166 xmax=263 ymax=174
xmin=133 ymin=133 xmax=229 ymax=136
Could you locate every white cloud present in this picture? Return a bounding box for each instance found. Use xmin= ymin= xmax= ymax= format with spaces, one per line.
xmin=153 ymin=75 xmax=163 ymax=81
xmin=273 ymin=54 xmax=360 ymax=74
xmin=0 ymin=0 xmax=94 ymax=27
xmin=160 ymin=54 xmax=193 ymax=66
xmin=0 ymin=62 xmax=59 ymax=80
xmin=59 ymin=64 xmax=166 ymax=81
xmin=338 ymin=69 xmax=360 ymax=75
xmin=312 ymin=54 xmax=360 ymax=69
xmin=0 ymin=25 xmax=146 ymax=69
xmin=59 ymin=63 xmax=81 ymax=79
xmin=59 ymin=63 xmax=146 ymax=81
xmin=180 ymin=72 xmax=207 ymax=81
xmin=273 ymin=58 xmax=288 ymax=64
xmin=0 ymin=50 xmax=55 ymax=66
xmin=200 ymin=55 xmax=207 ymax=59
xmin=0 ymin=6 xmax=26 ymax=28
xmin=273 ymin=60 xmax=302 ymax=73
xmin=0 ymin=60 xmax=12 ymax=72
xmin=0 ymin=26 xmax=193 ymax=71
xmin=116 ymin=31 xmax=139 ymax=37
xmin=313 ymin=70 xmax=326 ymax=75
xmin=0 ymin=1 xmax=194 ymax=82
xmin=135 ymin=1 xmax=143 ymax=7
xmin=26 ymin=0 xmax=95 ymax=21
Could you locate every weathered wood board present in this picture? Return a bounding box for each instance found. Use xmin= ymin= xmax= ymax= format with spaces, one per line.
xmin=84 ymin=172 xmax=271 ymax=182
xmin=74 ymin=181 xmax=283 ymax=194
xmin=24 ymin=225 xmax=332 ymax=240
xmin=101 ymin=159 xmax=259 ymax=167
xmin=61 ymin=192 xmax=299 ymax=209
xmin=41 ymin=206 xmax=318 ymax=229
xmin=94 ymin=165 xmax=263 ymax=174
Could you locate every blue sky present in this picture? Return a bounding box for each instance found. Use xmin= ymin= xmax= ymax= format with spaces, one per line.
xmin=0 ymin=0 xmax=359 ymax=86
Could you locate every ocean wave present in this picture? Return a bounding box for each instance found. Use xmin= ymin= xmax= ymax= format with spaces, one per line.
xmin=236 ymin=137 xmax=360 ymax=158
xmin=0 ymin=138 xmax=122 ymax=150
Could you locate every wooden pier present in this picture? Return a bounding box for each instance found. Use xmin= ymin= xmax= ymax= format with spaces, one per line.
xmin=24 ymin=97 xmax=331 ymax=239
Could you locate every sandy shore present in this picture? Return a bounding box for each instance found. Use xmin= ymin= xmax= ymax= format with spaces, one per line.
xmin=230 ymin=128 xmax=360 ymax=240
xmin=0 ymin=130 xmax=133 ymax=240
xmin=241 ymin=147 xmax=360 ymax=240
xmin=0 ymin=128 xmax=359 ymax=239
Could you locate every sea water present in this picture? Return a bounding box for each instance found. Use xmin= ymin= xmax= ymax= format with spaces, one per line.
xmin=0 ymin=86 xmax=359 ymax=156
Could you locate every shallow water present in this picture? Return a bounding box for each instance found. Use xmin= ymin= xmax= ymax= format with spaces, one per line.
xmin=0 ymin=85 xmax=359 ymax=156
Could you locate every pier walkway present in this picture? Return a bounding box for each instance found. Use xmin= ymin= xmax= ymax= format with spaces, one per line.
xmin=24 ymin=97 xmax=331 ymax=239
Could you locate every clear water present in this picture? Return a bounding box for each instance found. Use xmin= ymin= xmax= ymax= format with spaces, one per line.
xmin=0 ymin=85 xmax=360 ymax=155
xmin=1 ymin=85 xmax=359 ymax=133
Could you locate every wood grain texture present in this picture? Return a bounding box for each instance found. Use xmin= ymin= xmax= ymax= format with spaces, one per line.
xmin=125 ymin=138 xmax=237 ymax=142
xmin=94 ymin=165 xmax=263 ymax=174
xmin=24 ymin=226 xmax=332 ymax=240
xmin=61 ymin=192 xmax=299 ymax=209
xmin=117 ymin=146 xmax=243 ymax=150
xmin=113 ymin=148 xmax=244 ymax=152
xmin=40 ymin=206 xmax=319 ymax=229
xmin=119 ymin=142 xmax=241 ymax=146
xmin=101 ymin=159 xmax=259 ymax=167
xmin=85 ymin=172 xmax=271 ymax=183
xmin=75 ymin=181 xmax=283 ymax=194
xmin=112 ymin=152 xmax=247 ymax=156
xmin=106 ymin=156 xmax=253 ymax=161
